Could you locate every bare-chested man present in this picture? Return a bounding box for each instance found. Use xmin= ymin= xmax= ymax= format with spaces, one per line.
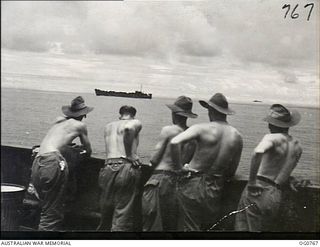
xmin=170 ymin=93 xmax=243 ymax=231
xmin=235 ymin=104 xmax=302 ymax=232
xmin=97 ymin=105 xmax=142 ymax=231
xmin=29 ymin=96 xmax=93 ymax=231
xmin=142 ymin=96 xmax=198 ymax=231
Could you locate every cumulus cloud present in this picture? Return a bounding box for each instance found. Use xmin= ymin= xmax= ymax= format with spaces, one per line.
xmin=201 ymin=0 xmax=318 ymax=66
xmin=2 ymin=0 xmax=317 ymax=65
xmin=1 ymin=1 xmax=318 ymax=105
xmin=1 ymin=1 xmax=222 ymax=58
xmin=279 ymin=70 xmax=299 ymax=84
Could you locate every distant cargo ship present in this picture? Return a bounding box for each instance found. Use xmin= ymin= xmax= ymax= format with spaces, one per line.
xmin=253 ymin=100 xmax=262 ymax=103
xmin=95 ymin=88 xmax=152 ymax=99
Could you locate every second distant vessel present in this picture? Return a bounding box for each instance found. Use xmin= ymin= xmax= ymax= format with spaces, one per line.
xmin=95 ymin=86 xmax=152 ymax=99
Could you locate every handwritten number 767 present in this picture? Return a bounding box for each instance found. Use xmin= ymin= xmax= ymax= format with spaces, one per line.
xmin=282 ymin=3 xmax=314 ymax=21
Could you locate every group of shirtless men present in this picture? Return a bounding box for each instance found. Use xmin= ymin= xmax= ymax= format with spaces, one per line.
xmin=28 ymin=93 xmax=303 ymax=232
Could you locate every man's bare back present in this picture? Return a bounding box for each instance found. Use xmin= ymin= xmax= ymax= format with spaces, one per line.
xmin=235 ymin=104 xmax=302 ymax=232
xmin=98 ymin=105 xmax=142 ymax=231
xmin=29 ymin=96 xmax=93 ymax=231
xmin=171 ymin=121 xmax=243 ymax=176
xmin=104 ymin=119 xmax=142 ymax=160
xmin=149 ymin=96 xmax=198 ymax=171
xmin=150 ymin=125 xmax=191 ymax=171
xmin=253 ymin=133 xmax=302 ymax=186
xmin=142 ymin=96 xmax=198 ymax=232
xmin=38 ymin=117 xmax=92 ymax=156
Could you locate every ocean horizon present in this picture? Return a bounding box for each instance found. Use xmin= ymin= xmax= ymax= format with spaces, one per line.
xmin=2 ymin=86 xmax=320 ymax=109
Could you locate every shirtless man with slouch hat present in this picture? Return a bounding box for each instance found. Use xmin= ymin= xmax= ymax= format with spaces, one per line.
xmin=29 ymin=96 xmax=93 ymax=231
xmin=97 ymin=105 xmax=142 ymax=231
xmin=142 ymin=96 xmax=198 ymax=231
xmin=171 ymin=93 xmax=243 ymax=231
xmin=235 ymin=104 xmax=302 ymax=232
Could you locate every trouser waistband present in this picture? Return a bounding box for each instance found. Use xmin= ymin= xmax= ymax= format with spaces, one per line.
xmin=181 ymin=170 xmax=224 ymax=180
xmin=105 ymin=157 xmax=126 ymax=164
xmin=35 ymin=151 xmax=66 ymax=170
xmin=153 ymin=170 xmax=179 ymax=176
xmin=104 ymin=157 xmax=142 ymax=168
xmin=257 ymin=175 xmax=283 ymax=190
xmin=35 ymin=151 xmax=63 ymax=159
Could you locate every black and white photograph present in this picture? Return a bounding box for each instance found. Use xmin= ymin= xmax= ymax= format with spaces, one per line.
xmin=1 ymin=0 xmax=319 ymax=240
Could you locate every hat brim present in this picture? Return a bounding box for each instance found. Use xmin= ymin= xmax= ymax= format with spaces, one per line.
xmin=62 ymin=106 xmax=94 ymax=118
xmin=263 ymin=109 xmax=301 ymax=128
xmin=166 ymin=104 xmax=198 ymax=118
xmin=199 ymin=100 xmax=235 ymax=115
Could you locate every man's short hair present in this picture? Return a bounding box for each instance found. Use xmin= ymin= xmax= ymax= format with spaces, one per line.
xmin=268 ymin=123 xmax=289 ymax=132
xmin=119 ymin=105 xmax=137 ymax=117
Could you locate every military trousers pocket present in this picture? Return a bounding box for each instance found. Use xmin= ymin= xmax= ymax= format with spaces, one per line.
xmin=144 ymin=179 xmax=160 ymax=189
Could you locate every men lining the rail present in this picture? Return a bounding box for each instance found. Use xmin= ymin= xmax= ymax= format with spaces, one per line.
xmin=170 ymin=93 xmax=243 ymax=231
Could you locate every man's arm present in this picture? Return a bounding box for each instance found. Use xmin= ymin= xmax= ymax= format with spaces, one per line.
xmin=79 ymin=124 xmax=92 ymax=156
xmin=248 ymin=134 xmax=274 ymax=185
xmin=123 ymin=120 xmax=142 ymax=159
xmin=248 ymin=153 xmax=263 ymax=185
xmin=225 ymin=135 xmax=243 ymax=180
xmin=170 ymin=125 xmax=201 ymax=168
xmin=104 ymin=125 xmax=108 ymax=157
xmin=150 ymin=127 xmax=175 ymax=168
xmin=181 ymin=140 xmax=197 ymax=165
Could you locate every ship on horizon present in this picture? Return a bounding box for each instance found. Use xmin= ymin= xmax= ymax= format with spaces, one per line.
xmin=95 ymin=86 xmax=152 ymax=99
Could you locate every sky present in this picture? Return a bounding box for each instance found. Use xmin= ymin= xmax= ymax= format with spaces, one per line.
xmin=1 ymin=0 xmax=319 ymax=106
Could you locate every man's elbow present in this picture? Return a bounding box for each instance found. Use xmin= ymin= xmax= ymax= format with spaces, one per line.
xmin=170 ymin=137 xmax=180 ymax=146
xmin=149 ymin=159 xmax=158 ymax=167
xmin=85 ymin=145 xmax=92 ymax=156
xmin=252 ymin=148 xmax=263 ymax=156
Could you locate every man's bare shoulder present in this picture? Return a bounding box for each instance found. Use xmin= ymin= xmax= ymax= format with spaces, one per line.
xmin=68 ymin=119 xmax=86 ymax=129
xmin=54 ymin=117 xmax=81 ymax=127
xmin=124 ymin=119 xmax=142 ymax=129
xmin=161 ymin=125 xmax=183 ymax=137
xmin=105 ymin=121 xmax=117 ymax=128
xmin=189 ymin=122 xmax=212 ymax=130
xmin=185 ymin=123 xmax=216 ymax=136
xmin=254 ymin=133 xmax=288 ymax=154
xmin=263 ymin=133 xmax=287 ymax=142
xmin=54 ymin=116 xmax=67 ymax=124
xmin=130 ymin=119 xmax=142 ymax=126
xmin=228 ymin=125 xmax=242 ymax=138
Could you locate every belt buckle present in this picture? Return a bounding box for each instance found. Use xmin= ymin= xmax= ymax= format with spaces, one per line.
xmin=112 ymin=163 xmax=120 ymax=168
xmin=59 ymin=160 xmax=66 ymax=171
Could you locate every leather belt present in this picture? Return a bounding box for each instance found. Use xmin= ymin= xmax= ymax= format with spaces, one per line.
xmin=257 ymin=175 xmax=283 ymax=190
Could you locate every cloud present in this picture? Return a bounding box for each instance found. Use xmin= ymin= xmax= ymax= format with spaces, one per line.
xmin=1 ymin=1 xmax=222 ymax=58
xmin=279 ymin=70 xmax=299 ymax=84
xmin=201 ymin=0 xmax=318 ymax=66
xmin=3 ymin=0 xmax=317 ymax=65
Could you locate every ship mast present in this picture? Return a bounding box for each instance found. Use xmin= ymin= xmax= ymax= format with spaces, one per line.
xmin=140 ymin=84 xmax=142 ymax=92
